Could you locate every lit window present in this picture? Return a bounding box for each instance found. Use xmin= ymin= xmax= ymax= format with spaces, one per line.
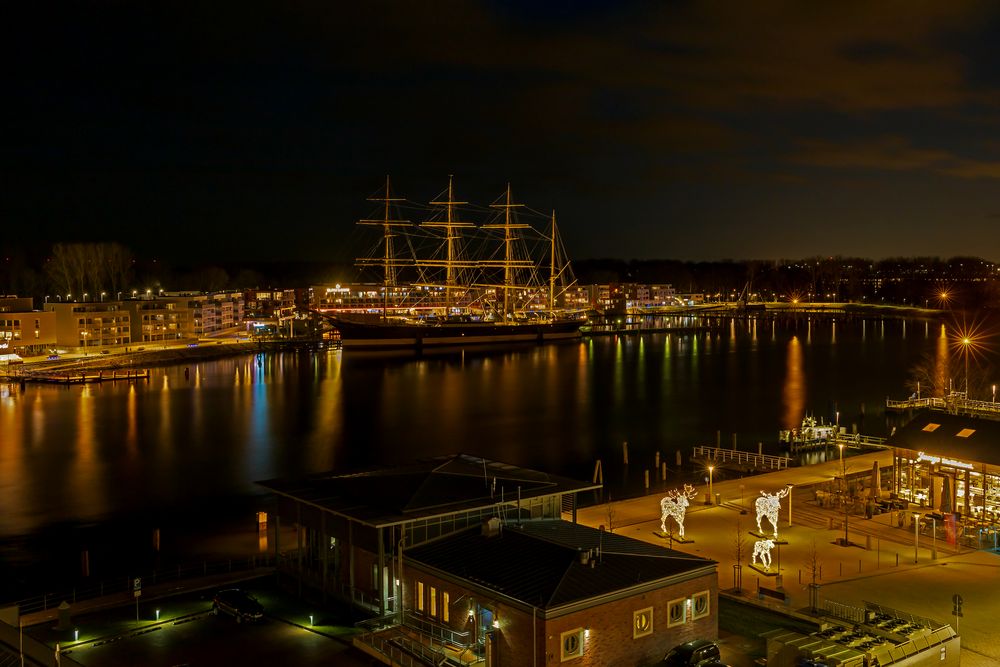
xmin=923 ymin=423 xmax=940 ymax=432
xmin=443 ymin=591 xmax=450 ymax=623
xmin=691 ymin=591 xmax=710 ymax=620
xmin=430 ymin=587 xmax=437 ymax=617
xmin=560 ymin=628 xmax=584 ymax=661
xmin=667 ymin=597 xmax=686 ymax=627
xmin=416 ymin=581 xmax=424 ymax=612
xmin=957 ymin=429 xmax=975 ymax=438
xmin=633 ymin=607 xmax=653 ymax=638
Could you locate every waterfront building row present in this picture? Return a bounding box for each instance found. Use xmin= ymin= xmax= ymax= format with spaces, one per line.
xmin=0 ymin=292 xmax=246 ymax=356
xmin=310 ymin=282 xmax=682 ymax=314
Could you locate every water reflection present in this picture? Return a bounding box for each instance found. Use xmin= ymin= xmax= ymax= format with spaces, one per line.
xmin=781 ymin=335 xmax=805 ymax=431
xmin=0 ymin=317 xmax=984 ymax=542
xmin=934 ymin=324 xmax=950 ymax=396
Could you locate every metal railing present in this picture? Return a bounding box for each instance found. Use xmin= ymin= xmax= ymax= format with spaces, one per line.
xmin=8 ymin=555 xmax=272 ymax=616
xmin=692 ymin=445 xmax=791 ymax=470
xmin=405 ymin=611 xmax=472 ymax=647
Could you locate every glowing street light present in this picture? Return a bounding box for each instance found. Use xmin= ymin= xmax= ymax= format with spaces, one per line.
xmin=708 ymin=465 xmax=715 ymax=505
xmin=913 ymin=513 xmax=921 ymax=563
xmin=963 ymin=337 xmax=971 ymax=395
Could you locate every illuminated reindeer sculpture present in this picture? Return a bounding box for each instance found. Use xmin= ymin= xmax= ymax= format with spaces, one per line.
xmin=752 ymin=539 xmax=775 ymax=569
xmin=755 ymin=487 xmax=789 ymax=538
xmin=659 ymin=484 xmax=698 ymax=538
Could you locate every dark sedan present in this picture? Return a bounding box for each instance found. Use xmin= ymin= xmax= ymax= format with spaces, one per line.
xmin=211 ymin=589 xmax=264 ymax=623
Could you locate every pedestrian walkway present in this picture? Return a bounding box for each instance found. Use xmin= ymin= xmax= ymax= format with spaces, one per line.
xmin=576 ymin=451 xmax=999 ymax=666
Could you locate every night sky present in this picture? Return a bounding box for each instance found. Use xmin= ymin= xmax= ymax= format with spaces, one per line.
xmin=6 ymin=1 xmax=1000 ymax=264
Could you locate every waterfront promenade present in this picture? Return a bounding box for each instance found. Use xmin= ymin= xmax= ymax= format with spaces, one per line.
xmin=576 ymin=452 xmax=1000 ymax=667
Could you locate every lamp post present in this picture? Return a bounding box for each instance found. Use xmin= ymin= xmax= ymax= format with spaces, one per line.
xmin=838 ymin=443 xmax=845 ymax=495
xmin=963 ymin=337 xmax=970 ymax=396
xmin=100 ymin=292 xmax=106 ymax=302
xmin=931 ymin=516 xmax=937 ymax=560
xmin=913 ymin=513 xmax=921 ymax=563
xmin=787 ymin=484 xmax=794 ymax=527
xmin=708 ymin=465 xmax=714 ymax=505
xmin=993 ymin=384 xmax=996 ymax=405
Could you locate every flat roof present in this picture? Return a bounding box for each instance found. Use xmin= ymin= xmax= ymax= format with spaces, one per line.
xmin=257 ymin=454 xmax=602 ymax=527
xmin=405 ymin=519 xmax=716 ymax=610
xmin=888 ymin=411 xmax=1000 ymax=467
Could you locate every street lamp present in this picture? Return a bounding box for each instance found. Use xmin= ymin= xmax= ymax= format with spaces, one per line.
xmin=83 ymin=292 xmax=88 ymax=302
xmin=913 ymin=513 xmax=921 ymax=563
xmin=101 ymin=291 xmax=106 ymax=302
xmin=838 ymin=443 xmax=846 ymax=495
xmin=963 ymin=337 xmax=971 ymax=396
xmin=708 ymin=465 xmax=714 ymax=505
xmin=993 ymin=384 xmax=996 ymax=405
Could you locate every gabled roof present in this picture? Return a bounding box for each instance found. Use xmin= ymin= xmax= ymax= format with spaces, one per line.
xmin=404 ymin=519 xmax=715 ymax=610
xmin=257 ymin=454 xmax=601 ymax=527
xmin=888 ymin=412 xmax=1000 ymax=466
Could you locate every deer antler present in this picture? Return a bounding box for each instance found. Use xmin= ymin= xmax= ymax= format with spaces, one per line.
xmin=683 ymin=484 xmax=697 ymax=498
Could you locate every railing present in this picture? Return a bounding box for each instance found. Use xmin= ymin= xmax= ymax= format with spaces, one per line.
xmin=692 ymin=445 xmax=791 ymax=470
xmin=357 ymin=629 xmax=449 ymax=667
xmin=830 ymin=433 xmax=888 ymax=449
xmin=886 ymin=392 xmax=1000 ymax=418
xmin=405 ymin=611 xmax=472 ymax=647
xmin=8 ymin=555 xmax=273 ymax=616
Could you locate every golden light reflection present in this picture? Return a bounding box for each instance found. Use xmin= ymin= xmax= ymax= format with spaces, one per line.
xmin=781 ymin=335 xmax=805 ymax=431
xmin=933 ymin=324 xmax=949 ymax=397
xmin=126 ymin=384 xmax=138 ymax=455
xmin=831 ymin=320 xmax=836 ymax=345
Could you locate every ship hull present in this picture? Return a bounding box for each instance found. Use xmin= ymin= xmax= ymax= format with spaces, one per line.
xmin=324 ymin=316 xmax=583 ymax=349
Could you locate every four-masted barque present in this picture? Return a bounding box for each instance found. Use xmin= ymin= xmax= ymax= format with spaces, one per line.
xmin=320 ymin=176 xmax=585 ymax=349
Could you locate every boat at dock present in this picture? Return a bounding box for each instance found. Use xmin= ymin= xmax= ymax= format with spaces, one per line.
xmin=317 ymin=177 xmax=585 ymax=349
xmin=779 ymin=415 xmax=839 ymax=450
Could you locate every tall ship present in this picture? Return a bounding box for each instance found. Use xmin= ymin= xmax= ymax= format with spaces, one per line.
xmin=318 ymin=177 xmax=586 ymax=349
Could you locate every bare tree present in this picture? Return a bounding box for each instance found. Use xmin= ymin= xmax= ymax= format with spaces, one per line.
xmin=45 ymin=242 xmax=133 ymax=299
xmin=731 ymin=517 xmax=747 ymax=593
xmin=802 ymin=539 xmax=822 ymax=613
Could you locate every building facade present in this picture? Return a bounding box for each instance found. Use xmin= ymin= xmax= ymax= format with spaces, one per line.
xmin=43 ymin=302 xmax=130 ymax=351
xmin=0 ymin=297 xmax=56 ymax=356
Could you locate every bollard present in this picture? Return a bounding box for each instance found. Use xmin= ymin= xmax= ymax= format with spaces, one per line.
xmin=896 ymin=552 xmax=899 ymax=567
xmin=661 ymin=462 xmax=667 ymax=481
xmin=644 ymin=470 xmax=649 ymax=490
xmin=655 ymin=451 xmax=660 ymax=471
xmin=622 ymin=441 xmax=629 ymax=466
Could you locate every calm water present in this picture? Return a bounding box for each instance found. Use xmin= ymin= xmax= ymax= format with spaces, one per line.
xmin=0 ymin=316 xmax=973 ymax=586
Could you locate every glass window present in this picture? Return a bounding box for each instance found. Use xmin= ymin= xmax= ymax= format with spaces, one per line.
xmin=667 ymin=597 xmax=686 ymax=627
xmin=923 ymin=423 xmax=940 ymax=432
xmin=957 ymin=429 xmax=975 ymax=438
xmin=633 ymin=607 xmax=653 ymax=638
xmin=560 ymin=628 xmax=584 ymax=661
xmin=443 ymin=591 xmax=450 ymax=623
xmin=416 ymin=581 xmax=424 ymax=612
xmin=430 ymin=587 xmax=437 ymax=617
xmin=691 ymin=591 xmax=710 ymax=620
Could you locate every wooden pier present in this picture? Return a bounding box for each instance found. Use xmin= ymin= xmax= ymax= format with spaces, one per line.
xmin=4 ymin=369 xmax=150 ymax=385
xmin=691 ymin=445 xmax=791 ymax=472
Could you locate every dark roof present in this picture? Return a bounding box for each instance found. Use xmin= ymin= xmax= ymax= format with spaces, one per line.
xmin=888 ymin=411 xmax=1000 ymax=466
xmin=404 ymin=519 xmax=715 ymax=610
xmin=256 ymin=454 xmax=601 ymax=527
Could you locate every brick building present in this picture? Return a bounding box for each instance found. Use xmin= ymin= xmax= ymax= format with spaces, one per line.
xmin=396 ymin=519 xmax=717 ymax=666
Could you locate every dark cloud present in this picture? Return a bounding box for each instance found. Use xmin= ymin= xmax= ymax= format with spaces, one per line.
xmin=4 ymin=1 xmax=1000 ymax=262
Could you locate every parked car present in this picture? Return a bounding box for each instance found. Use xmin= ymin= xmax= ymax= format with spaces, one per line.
xmin=211 ymin=589 xmax=264 ymax=623
xmin=663 ymin=639 xmax=722 ymax=666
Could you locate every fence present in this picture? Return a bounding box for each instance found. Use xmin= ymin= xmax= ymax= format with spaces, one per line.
xmin=8 ymin=555 xmax=273 ymax=616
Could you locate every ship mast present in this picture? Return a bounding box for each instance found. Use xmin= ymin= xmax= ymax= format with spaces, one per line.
xmin=549 ymin=210 xmax=557 ymax=315
xmin=425 ymin=176 xmax=474 ymax=315
xmin=357 ymin=176 xmax=411 ymax=321
xmin=486 ymin=184 xmax=525 ymax=323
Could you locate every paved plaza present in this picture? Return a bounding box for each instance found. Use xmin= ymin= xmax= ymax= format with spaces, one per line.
xmin=576 ymin=451 xmax=999 ymax=667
